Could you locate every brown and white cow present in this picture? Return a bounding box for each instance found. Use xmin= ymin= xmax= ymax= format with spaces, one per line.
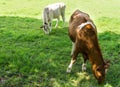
xmin=40 ymin=2 xmax=66 ymax=34
xmin=66 ymin=9 xmax=110 ymax=84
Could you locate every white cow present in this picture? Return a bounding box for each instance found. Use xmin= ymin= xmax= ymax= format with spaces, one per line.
xmin=40 ymin=2 xmax=66 ymax=34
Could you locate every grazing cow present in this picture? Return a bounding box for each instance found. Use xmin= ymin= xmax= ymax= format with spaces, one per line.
xmin=40 ymin=2 xmax=66 ymax=34
xmin=66 ymin=9 xmax=110 ymax=84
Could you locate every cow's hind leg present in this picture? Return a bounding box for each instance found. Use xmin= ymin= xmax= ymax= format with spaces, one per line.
xmin=61 ymin=6 xmax=65 ymax=27
xmin=55 ymin=17 xmax=60 ymax=28
xmin=67 ymin=43 xmax=79 ymax=73
xmin=66 ymin=58 xmax=76 ymax=73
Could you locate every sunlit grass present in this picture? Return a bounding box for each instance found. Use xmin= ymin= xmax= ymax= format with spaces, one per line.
xmin=0 ymin=0 xmax=120 ymax=20
xmin=95 ymin=17 xmax=120 ymax=34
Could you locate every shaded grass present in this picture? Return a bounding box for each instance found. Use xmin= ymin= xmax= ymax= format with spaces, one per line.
xmin=0 ymin=16 xmax=70 ymax=87
xmin=0 ymin=16 xmax=120 ymax=87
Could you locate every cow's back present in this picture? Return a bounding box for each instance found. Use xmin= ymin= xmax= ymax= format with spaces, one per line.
xmin=46 ymin=3 xmax=65 ymax=19
xmin=68 ymin=10 xmax=91 ymax=42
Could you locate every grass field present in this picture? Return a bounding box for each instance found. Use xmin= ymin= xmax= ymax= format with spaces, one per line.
xmin=0 ymin=0 xmax=120 ymax=87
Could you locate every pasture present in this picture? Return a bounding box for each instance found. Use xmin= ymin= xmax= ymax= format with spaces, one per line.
xmin=0 ymin=0 xmax=120 ymax=87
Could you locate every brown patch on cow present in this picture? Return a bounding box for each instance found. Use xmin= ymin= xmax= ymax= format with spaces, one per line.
xmin=86 ymin=24 xmax=91 ymax=29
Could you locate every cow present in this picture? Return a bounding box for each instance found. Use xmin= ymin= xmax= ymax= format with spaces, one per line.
xmin=66 ymin=9 xmax=110 ymax=84
xmin=40 ymin=2 xmax=66 ymax=34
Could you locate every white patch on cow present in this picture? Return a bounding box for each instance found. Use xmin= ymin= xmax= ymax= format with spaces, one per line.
xmin=66 ymin=63 xmax=72 ymax=73
xmin=82 ymin=63 xmax=86 ymax=72
xmin=105 ymin=68 xmax=108 ymax=74
xmin=78 ymin=21 xmax=96 ymax=30
xmin=66 ymin=59 xmax=75 ymax=73
xmin=71 ymin=42 xmax=75 ymax=56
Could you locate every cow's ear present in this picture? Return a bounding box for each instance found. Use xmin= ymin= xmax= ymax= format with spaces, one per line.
xmin=40 ymin=25 xmax=44 ymax=28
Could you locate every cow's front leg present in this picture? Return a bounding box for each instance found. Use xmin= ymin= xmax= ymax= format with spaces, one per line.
xmin=82 ymin=54 xmax=88 ymax=72
xmin=82 ymin=63 xmax=86 ymax=72
xmin=61 ymin=11 xmax=65 ymax=27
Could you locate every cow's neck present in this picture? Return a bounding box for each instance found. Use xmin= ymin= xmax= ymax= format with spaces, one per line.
xmin=88 ymin=47 xmax=105 ymax=67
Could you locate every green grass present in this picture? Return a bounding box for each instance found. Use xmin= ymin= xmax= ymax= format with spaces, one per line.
xmin=0 ymin=0 xmax=120 ymax=87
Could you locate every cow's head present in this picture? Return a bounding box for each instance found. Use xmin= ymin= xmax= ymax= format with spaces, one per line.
xmin=40 ymin=22 xmax=49 ymax=34
xmin=93 ymin=60 xmax=110 ymax=84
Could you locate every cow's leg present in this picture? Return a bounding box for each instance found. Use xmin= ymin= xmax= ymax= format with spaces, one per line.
xmin=45 ymin=30 xmax=49 ymax=34
xmin=71 ymin=42 xmax=75 ymax=56
xmin=61 ymin=14 xmax=65 ymax=27
xmin=61 ymin=7 xmax=65 ymax=27
xmin=43 ymin=23 xmax=49 ymax=34
xmin=66 ymin=58 xmax=76 ymax=73
xmin=82 ymin=54 xmax=88 ymax=72
xmin=55 ymin=17 xmax=59 ymax=28
xmin=49 ymin=22 xmax=52 ymax=32
xmin=67 ymin=43 xmax=79 ymax=73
